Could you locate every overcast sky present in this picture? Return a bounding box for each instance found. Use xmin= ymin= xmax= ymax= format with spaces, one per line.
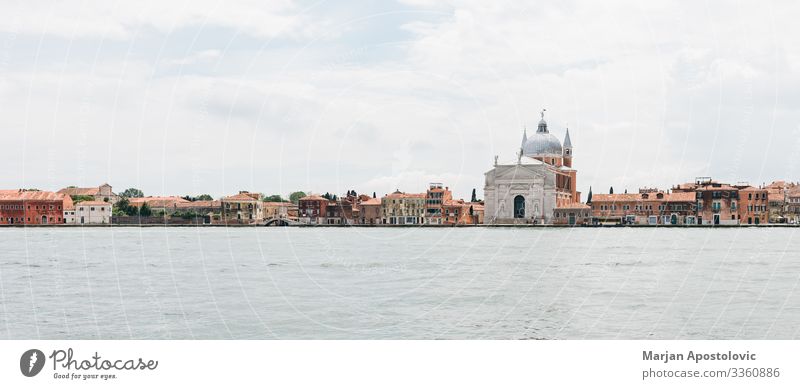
xmin=2 ymin=0 xmax=799 ymax=200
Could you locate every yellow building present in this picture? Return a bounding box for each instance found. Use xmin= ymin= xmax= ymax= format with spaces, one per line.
xmin=381 ymin=190 xmax=425 ymax=225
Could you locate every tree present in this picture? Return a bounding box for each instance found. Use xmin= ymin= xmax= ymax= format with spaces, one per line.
xmin=71 ymin=194 xmax=95 ymax=203
xmin=197 ymin=194 xmax=213 ymax=201
xmin=139 ymin=203 xmax=152 ymax=217
xmin=609 ymin=187 xmax=614 ymax=194
xmin=114 ymin=198 xmax=131 ymax=216
xmin=373 ymin=192 xmax=376 ymax=198
xmin=586 ymin=186 xmax=593 ymax=204
xmin=121 ymin=188 xmax=144 ymax=198
xmin=471 ymin=188 xmax=477 ymax=202
xmin=469 ymin=205 xmax=474 ymax=216
xmin=289 ymin=191 xmax=306 ymax=204
xmin=263 ymin=194 xmax=288 ymax=202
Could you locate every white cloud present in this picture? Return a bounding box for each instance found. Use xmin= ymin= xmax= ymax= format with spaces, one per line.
xmin=2 ymin=0 xmax=800 ymax=200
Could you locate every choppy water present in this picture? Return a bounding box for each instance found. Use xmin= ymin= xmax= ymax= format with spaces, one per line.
xmin=1 ymin=227 xmax=799 ymax=339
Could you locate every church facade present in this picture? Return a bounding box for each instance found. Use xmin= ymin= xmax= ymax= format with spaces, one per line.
xmin=483 ymin=111 xmax=579 ymax=224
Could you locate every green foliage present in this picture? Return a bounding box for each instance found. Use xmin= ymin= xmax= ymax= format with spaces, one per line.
xmin=71 ymin=195 xmax=95 ymax=203
xmin=113 ymin=198 xmax=131 ymax=216
xmin=139 ymin=203 xmax=152 ymax=217
xmin=121 ymin=188 xmax=144 ymax=198
xmin=289 ymin=191 xmax=306 ymax=204
xmin=263 ymin=194 xmax=288 ymax=202
xmin=471 ymin=188 xmax=477 ymax=202
xmin=182 ymin=194 xmax=214 ymax=202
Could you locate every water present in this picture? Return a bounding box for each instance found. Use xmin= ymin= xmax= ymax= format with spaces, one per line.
xmin=1 ymin=227 xmax=799 ymax=339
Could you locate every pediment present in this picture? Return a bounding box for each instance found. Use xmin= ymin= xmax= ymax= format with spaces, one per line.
xmin=493 ymin=165 xmax=546 ymax=181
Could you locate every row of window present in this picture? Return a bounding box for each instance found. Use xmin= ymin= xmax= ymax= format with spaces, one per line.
xmin=0 ymin=204 xmax=62 ymax=210
xmin=3 ymin=217 xmax=63 ymax=223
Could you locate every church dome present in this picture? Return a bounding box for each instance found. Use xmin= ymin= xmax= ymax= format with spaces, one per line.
xmin=523 ymin=132 xmax=563 ymax=156
xmin=522 ymin=112 xmax=562 ymax=156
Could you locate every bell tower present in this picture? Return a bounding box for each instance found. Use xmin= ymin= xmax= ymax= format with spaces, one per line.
xmin=563 ymin=127 xmax=573 ymax=168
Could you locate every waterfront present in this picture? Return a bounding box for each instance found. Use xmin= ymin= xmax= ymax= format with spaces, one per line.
xmin=1 ymin=228 xmax=799 ymax=339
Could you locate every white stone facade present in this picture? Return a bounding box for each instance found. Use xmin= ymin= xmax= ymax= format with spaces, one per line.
xmin=483 ymin=156 xmax=557 ymax=224
xmin=69 ymin=201 xmax=112 ymax=224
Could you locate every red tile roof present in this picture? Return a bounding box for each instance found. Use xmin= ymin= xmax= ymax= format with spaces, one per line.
xmin=128 ymin=197 xmax=189 ymax=208
xmin=74 ymin=201 xmax=111 ymax=206
xmin=57 ymin=187 xmax=102 ymax=196
xmin=0 ymin=190 xmax=68 ymax=201
xmin=175 ymin=200 xmax=221 ymax=208
xmin=223 ymin=193 xmax=262 ymax=201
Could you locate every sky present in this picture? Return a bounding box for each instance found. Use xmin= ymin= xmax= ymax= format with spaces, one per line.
xmin=2 ymin=0 xmax=800 ymax=200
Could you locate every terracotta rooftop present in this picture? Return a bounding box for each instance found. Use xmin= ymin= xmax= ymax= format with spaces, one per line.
xmin=358 ymin=198 xmax=381 ymax=206
xmin=57 ymin=186 xmax=103 ymax=196
xmin=75 ymin=201 xmax=111 ymax=206
xmin=262 ymin=201 xmax=294 ymax=207
xmin=384 ymin=192 xmax=426 ymax=199
xmin=592 ymin=191 xmax=695 ymax=203
xmin=175 ymin=200 xmax=221 ymax=208
xmin=556 ymin=202 xmax=591 ymax=210
xmin=222 ymin=193 xmax=262 ymax=201
xmin=128 ymin=197 xmax=189 ymax=208
xmin=0 ymin=190 xmax=68 ymax=201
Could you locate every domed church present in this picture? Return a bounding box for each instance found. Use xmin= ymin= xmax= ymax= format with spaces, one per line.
xmin=483 ymin=110 xmax=579 ymax=224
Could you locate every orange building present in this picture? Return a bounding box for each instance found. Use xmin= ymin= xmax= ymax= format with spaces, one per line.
xmin=553 ymin=202 xmax=591 ymax=225
xmin=357 ymin=197 xmax=382 ymax=225
xmin=589 ymin=190 xmax=696 ymax=225
xmin=738 ymin=186 xmax=769 ymax=225
xmin=0 ymin=189 xmax=72 ymax=225
xmin=298 ymin=195 xmax=328 ymax=225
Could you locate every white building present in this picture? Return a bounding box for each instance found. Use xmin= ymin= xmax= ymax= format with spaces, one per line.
xmin=483 ymin=156 xmax=557 ymax=224
xmin=66 ymin=201 xmax=112 ymax=224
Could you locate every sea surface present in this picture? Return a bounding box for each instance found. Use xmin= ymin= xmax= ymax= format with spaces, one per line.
xmin=1 ymin=227 xmax=799 ymax=339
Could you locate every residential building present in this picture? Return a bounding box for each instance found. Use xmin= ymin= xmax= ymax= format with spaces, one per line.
xmin=382 ymin=190 xmax=426 ymax=225
xmin=325 ymin=198 xmax=355 ymax=225
xmin=221 ymin=192 xmax=264 ymax=224
xmin=70 ymin=201 xmax=112 ymax=224
xmin=357 ymin=197 xmax=382 ymax=225
xmin=298 ymin=195 xmax=328 ymax=225
xmin=128 ymin=196 xmax=190 ymax=214
xmin=553 ymin=203 xmax=592 ymax=225
xmin=765 ymin=180 xmax=797 ymax=223
xmin=424 ymin=183 xmax=452 ymax=225
xmin=0 ymin=189 xmax=72 ymax=225
xmin=738 ymin=186 xmax=769 ymax=225
xmin=589 ymin=189 xmax=697 ymax=225
xmin=788 ymin=187 xmax=800 ymax=224
xmin=441 ymin=199 xmax=483 ymax=225
xmin=263 ymin=202 xmax=296 ymax=221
